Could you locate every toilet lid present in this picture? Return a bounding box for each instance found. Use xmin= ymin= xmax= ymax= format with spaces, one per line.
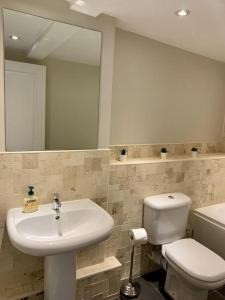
xmin=164 ymin=239 xmax=225 ymax=282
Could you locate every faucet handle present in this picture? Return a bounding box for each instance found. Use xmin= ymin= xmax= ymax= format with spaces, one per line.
xmin=53 ymin=193 xmax=61 ymax=206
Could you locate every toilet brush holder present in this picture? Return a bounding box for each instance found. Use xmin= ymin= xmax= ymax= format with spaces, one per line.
xmin=120 ymin=245 xmax=141 ymax=298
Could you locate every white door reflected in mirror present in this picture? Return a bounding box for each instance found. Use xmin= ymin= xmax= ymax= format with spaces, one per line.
xmin=5 ymin=60 xmax=46 ymax=151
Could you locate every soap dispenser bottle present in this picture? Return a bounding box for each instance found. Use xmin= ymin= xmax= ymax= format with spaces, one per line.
xmin=23 ymin=186 xmax=39 ymax=213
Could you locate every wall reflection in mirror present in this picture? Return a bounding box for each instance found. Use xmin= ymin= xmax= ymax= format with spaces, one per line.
xmin=3 ymin=9 xmax=101 ymax=151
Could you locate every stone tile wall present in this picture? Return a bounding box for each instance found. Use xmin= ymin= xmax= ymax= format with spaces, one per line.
xmin=1 ymin=148 xmax=225 ymax=298
xmin=110 ymin=142 xmax=225 ymax=160
xmin=76 ymin=267 xmax=121 ymax=300
xmin=108 ymin=158 xmax=225 ymax=279
xmin=0 ymin=150 xmax=112 ymax=299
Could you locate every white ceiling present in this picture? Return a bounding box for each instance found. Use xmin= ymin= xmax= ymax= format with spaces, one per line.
xmin=67 ymin=0 xmax=225 ymax=63
xmin=3 ymin=9 xmax=101 ymax=66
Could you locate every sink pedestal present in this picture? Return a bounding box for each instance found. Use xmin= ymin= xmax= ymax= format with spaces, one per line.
xmin=44 ymin=251 xmax=76 ymax=300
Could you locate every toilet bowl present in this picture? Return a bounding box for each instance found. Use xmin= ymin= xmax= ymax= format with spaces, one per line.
xmin=144 ymin=193 xmax=225 ymax=300
xmin=162 ymin=239 xmax=225 ymax=300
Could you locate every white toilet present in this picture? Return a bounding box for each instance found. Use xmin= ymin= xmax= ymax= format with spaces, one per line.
xmin=144 ymin=193 xmax=225 ymax=300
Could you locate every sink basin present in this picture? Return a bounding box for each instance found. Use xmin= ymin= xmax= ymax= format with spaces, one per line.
xmin=193 ymin=202 xmax=225 ymax=260
xmin=7 ymin=199 xmax=113 ymax=256
xmin=7 ymin=199 xmax=114 ymax=300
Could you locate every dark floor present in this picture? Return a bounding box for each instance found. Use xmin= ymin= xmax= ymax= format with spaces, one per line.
xmin=118 ymin=269 xmax=170 ymax=300
xmin=118 ymin=270 xmax=225 ymax=300
xmin=120 ymin=277 xmax=165 ymax=300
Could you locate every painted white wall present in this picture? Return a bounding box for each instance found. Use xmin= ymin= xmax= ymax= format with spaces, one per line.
xmin=0 ymin=0 xmax=116 ymax=151
xmin=0 ymin=9 xmax=5 ymax=151
xmin=97 ymin=15 xmax=115 ymax=148
xmin=110 ymin=29 xmax=225 ymax=145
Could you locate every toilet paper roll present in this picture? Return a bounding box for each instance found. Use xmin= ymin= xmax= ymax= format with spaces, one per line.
xmin=129 ymin=228 xmax=148 ymax=245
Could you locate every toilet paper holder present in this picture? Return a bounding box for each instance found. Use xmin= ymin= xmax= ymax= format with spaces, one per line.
xmin=120 ymin=228 xmax=147 ymax=298
xmin=120 ymin=244 xmax=141 ymax=298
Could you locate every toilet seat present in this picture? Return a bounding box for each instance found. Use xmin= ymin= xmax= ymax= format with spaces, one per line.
xmin=163 ymin=238 xmax=225 ymax=289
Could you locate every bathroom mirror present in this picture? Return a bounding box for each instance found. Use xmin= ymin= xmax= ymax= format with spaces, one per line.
xmin=3 ymin=9 xmax=101 ymax=151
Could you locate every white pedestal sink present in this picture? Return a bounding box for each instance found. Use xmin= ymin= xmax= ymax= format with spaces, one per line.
xmin=7 ymin=199 xmax=114 ymax=300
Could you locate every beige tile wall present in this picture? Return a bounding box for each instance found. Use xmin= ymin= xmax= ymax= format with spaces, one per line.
xmin=76 ymin=267 xmax=121 ymax=300
xmin=1 ymin=147 xmax=225 ymax=299
xmin=108 ymin=158 xmax=225 ymax=279
xmin=0 ymin=150 xmax=112 ymax=299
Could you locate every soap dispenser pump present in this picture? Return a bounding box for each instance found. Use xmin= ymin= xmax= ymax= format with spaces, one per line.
xmin=23 ymin=186 xmax=39 ymax=213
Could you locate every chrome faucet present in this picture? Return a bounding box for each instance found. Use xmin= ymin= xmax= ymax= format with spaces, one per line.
xmin=52 ymin=193 xmax=61 ymax=215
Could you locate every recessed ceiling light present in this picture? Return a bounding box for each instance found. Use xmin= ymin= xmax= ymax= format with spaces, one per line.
xmin=75 ymin=0 xmax=85 ymax=6
xmin=9 ymin=35 xmax=20 ymax=40
xmin=176 ymin=9 xmax=191 ymax=17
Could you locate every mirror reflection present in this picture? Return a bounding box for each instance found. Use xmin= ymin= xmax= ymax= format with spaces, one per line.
xmin=3 ymin=9 xmax=101 ymax=151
